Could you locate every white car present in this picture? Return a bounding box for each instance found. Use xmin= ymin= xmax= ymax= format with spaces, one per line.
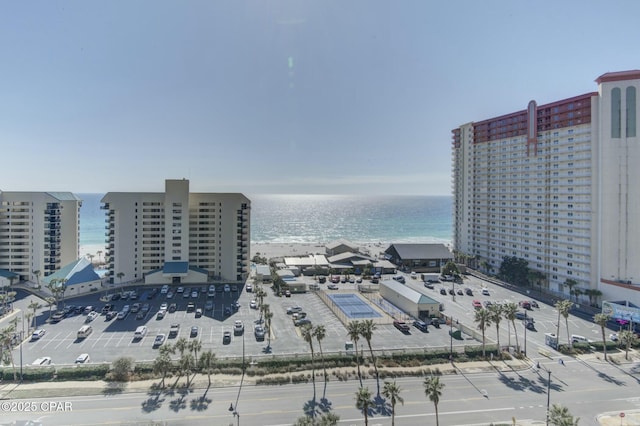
xmin=250 ymin=300 xmax=257 ymax=309
xmin=610 ymin=333 xmax=619 ymax=342
xmin=32 ymin=357 xmax=52 ymax=366
xmin=31 ymin=329 xmax=46 ymax=340
xmin=160 ymin=285 xmax=170 ymax=294
xmin=234 ymin=320 xmax=244 ymax=335
xmin=75 ymin=353 xmax=90 ymax=364
xmin=224 ymin=284 xmax=231 ymax=292
xmin=160 ymin=302 xmax=168 ymax=311
xmin=287 ymin=306 xmax=303 ymax=314
xmin=86 ymin=311 xmax=99 ymax=322
xmin=481 ymin=288 xmax=490 ymax=296
xmin=176 ymin=287 xmax=184 ymax=294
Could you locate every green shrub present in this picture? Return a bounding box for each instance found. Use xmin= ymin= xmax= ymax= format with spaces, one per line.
xmin=55 ymin=365 xmax=109 ymax=381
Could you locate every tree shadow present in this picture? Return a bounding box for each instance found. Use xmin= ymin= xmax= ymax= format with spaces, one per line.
xmin=101 ymin=382 xmax=126 ymax=396
xmin=169 ymin=394 xmax=188 ymax=412
xmin=303 ymin=398 xmax=319 ymax=418
xmin=373 ymin=394 xmax=391 ymax=416
xmin=496 ymin=371 xmax=546 ymax=394
xmin=577 ymin=357 xmax=631 ymax=386
xmin=141 ymin=391 xmax=165 ymax=413
xmin=318 ymin=396 xmax=333 ymax=413
xmin=189 ymin=394 xmax=212 ymax=411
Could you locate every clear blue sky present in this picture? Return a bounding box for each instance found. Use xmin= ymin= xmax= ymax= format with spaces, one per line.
xmin=2 ymin=1 xmax=640 ymax=195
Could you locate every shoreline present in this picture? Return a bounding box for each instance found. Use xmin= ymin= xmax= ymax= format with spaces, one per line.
xmin=80 ymin=240 xmax=450 ymax=261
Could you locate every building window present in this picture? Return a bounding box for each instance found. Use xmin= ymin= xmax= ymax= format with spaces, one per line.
xmin=612 ymin=87 xmax=622 ymax=138
xmin=627 ymin=86 xmax=637 ymax=137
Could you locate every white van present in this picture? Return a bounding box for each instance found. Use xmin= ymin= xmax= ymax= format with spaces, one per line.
xmin=134 ymin=326 xmax=148 ymax=340
xmin=77 ymin=325 xmax=93 ymax=339
xmin=571 ymin=334 xmax=589 ymax=344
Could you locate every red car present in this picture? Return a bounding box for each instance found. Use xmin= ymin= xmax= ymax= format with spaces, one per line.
xmin=472 ymin=300 xmax=482 ymax=309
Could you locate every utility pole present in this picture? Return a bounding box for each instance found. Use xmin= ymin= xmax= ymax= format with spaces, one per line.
xmin=545 ymin=368 xmax=552 ymax=426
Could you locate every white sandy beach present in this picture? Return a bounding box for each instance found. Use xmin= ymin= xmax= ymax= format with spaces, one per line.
xmin=80 ymin=241 xmax=391 ymax=262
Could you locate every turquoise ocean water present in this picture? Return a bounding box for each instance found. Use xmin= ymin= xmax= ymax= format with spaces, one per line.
xmin=79 ymin=193 xmax=452 ymax=251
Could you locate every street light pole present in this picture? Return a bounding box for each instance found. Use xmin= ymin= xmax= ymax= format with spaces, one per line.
xmin=20 ymin=312 xmax=24 ymax=383
xmin=545 ymin=368 xmax=552 ymax=426
xmin=524 ymin=311 xmax=528 ymax=357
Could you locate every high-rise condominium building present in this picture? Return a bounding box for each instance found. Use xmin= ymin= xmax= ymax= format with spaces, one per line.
xmin=101 ymin=179 xmax=251 ymax=284
xmin=0 ymin=191 xmax=81 ymax=281
xmin=452 ymin=70 xmax=640 ymax=302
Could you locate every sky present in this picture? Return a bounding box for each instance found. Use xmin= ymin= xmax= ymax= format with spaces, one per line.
xmin=2 ymin=1 xmax=640 ymax=196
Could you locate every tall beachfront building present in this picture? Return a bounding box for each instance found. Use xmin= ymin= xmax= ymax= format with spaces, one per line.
xmin=452 ymin=70 xmax=640 ymax=303
xmin=0 ymin=191 xmax=82 ymax=281
xmin=101 ymin=179 xmax=251 ymax=285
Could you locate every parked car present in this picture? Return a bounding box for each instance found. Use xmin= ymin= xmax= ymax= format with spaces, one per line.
xmin=223 ymin=331 xmax=231 ymax=344
xmin=424 ymin=283 xmax=434 ymax=289
xmin=254 ymin=325 xmax=266 ymax=340
xmin=393 ymin=320 xmax=410 ymax=332
xmin=156 ymin=310 xmax=166 ymax=319
xmin=234 ymin=320 xmax=244 ymax=335
xmin=472 ymin=300 xmax=482 ymax=309
xmin=231 ymin=285 xmax=238 ymax=292
xmin=86 ymin=311 xmax=99 ymax=322
xmin=481 ymin=288 xmax=490 ymax=296
xmin=153 ymin=333 xmax=166 ymax=347
xmin=205 ymin=300 xmax=214 ymax=311
xmin=32 ymin=357 xmax=52 ymax=366
xmin=195 ymin=308 xmax=203 ymax=317
xmin=160 ymin=302 xmax=168 ymax=311
xmin=610 ymin=333 xmax=619 ymax=342
xmin=161 ymin=285 xmax=169 ymax=294
xmin=250 ymin=300 xmax=257 ymax=309
xmin=168 ymin=303 xmax=177 ymax=313
xmin=166 ymin=291 xmax=174 ymax=299
xmin=131 ymin=303 xmax=141 ymax=313
xmin=456 ymin=289 xmax=463 ymax=296
xmin=190 ymin=326 xmax=199 ymax=337
xmin=287 ymin=306 xmax=303 ymax=314
xmin=187 ymin=302 xmax=195 ymax=312
xmin=176 ymin=287 xmax=184 ymax=294
xmin=31 ymin=329 xmax=46 ymax=340
xmin=101 ymin=304 xmax=114 ymax=314
xmin=393 ymin=275 xmax=406 ymax=283
xmin=413 ymin=320 xmax=428 ymax=332
xmin=284 ymin=289 xmax=291 ymax=297
xmin=294 ymin=318 xmax=312 ymax=327
xmin=515 ymin=311 xmax=527 ymax=320
xmin=519 ymin=301 xmax=532 ymax=310
xmin=169 ymin=323 xmax=180 ymax=337
xmin=246 ymin=284 xmax=253 ymax=292
xmin=116 ymin=311 xmax=128 ymax=320
xmin=327 ymin=284 xmax=339 ymax=290
xmin=448 ymin=289 xmax=455 ymax=295
xmin=75 ymin=353 xmax=90 ymax=364
xmin=106 ymin=311 xmax=117 ymax=320
xmin=465 ymin=288 xmax=473 ymax=296
xmin=440 ymin=288 xmax=447 ymax=295
xmin=191 ymin=290 xmax=199 ymax=298
xmin=224 ymin=284 xmax=231 ymax=292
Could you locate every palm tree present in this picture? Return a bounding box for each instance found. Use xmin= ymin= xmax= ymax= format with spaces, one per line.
xmin=174 ymin=337 xmax=188 ymax=358
xmin=474 ymin=307 xmax=492 ymax=358
xmin=619 ymin=330 xmax=638 ymax=361
xmin=382 ymin=380 xmax=404 ymax=426
xmin=27 ymin=300 xmax=41 ymax=331
xmin=300 ymin=324 xmax=316 ymax=388
xmin=116 ymin=272 xmax=125 ymax=293
xmin=179 ymin=353 xmax=195 ymax=387
xmin=488 ymin=304 xmax=503 ymax=357
xmin=153 ymin=352 xmax=173 ymax=388
xmin=189 ymin=339 xmax=202 ymax=366
xmin=259 ymin=302 xmax=270 ymax=323
xmin=593 ymin=313 xmax=610 ymax=361
xmin=359 ymin=319 xmax=378 ymax=379
xmin=549 ymin=403 xmax=580 ymax=425
xmin=556 ymin=300 xmax=573 ymax=349
xmin=198 ymin=350 xmax=216 ymax=386
xmin=0 ymin=324 xmax=18 ymax=380
xmin=502 ymin=302 xmax=519 ymax=350
xmin=423 ymin=376 xmax=445 ymax=426
xmin=45 ymin=297 xmax=56 ymax=320
xmin=563 ymin=278 xmax=577 ymax=300
xmin=96 ymin=250 xmax=103 ymax=264
xmin=355 ymin=386 xmax=373 ymax=426
xmin=346 ymin=320 xmax=363 ymax=384
xmin=264 ymin=308 xmax=273 ymax=348
xmin=87 ymin=253 xmax=95 ymax=265
xmin=313 ymin=325 xmax=327 ymax=380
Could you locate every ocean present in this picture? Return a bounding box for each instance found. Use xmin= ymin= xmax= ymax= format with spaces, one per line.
xmin=78 ymin=193 xmax=452 ymax=255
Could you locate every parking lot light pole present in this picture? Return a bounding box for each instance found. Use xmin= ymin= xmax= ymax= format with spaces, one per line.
xmin=524 ymin=311 xmax=528 ymax=357
xmin=449 ymin=315 xmax=453 ymax=359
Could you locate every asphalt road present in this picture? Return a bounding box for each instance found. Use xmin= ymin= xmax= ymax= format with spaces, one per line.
xmin=1 ymin=355 xmax=639 ymax=425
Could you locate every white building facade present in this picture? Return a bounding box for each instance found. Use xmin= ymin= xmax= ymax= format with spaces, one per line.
xmin=101 ymin=179 xmax=251 ymax=284
xmin=0 ymin=191 xmax=81 ymax=282
xmin=452 ymin=70 xmax=640 ymax=303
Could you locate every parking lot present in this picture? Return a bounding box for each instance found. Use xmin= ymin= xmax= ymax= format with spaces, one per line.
xmin=9 ymin=277 xmax=471 ymax=367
